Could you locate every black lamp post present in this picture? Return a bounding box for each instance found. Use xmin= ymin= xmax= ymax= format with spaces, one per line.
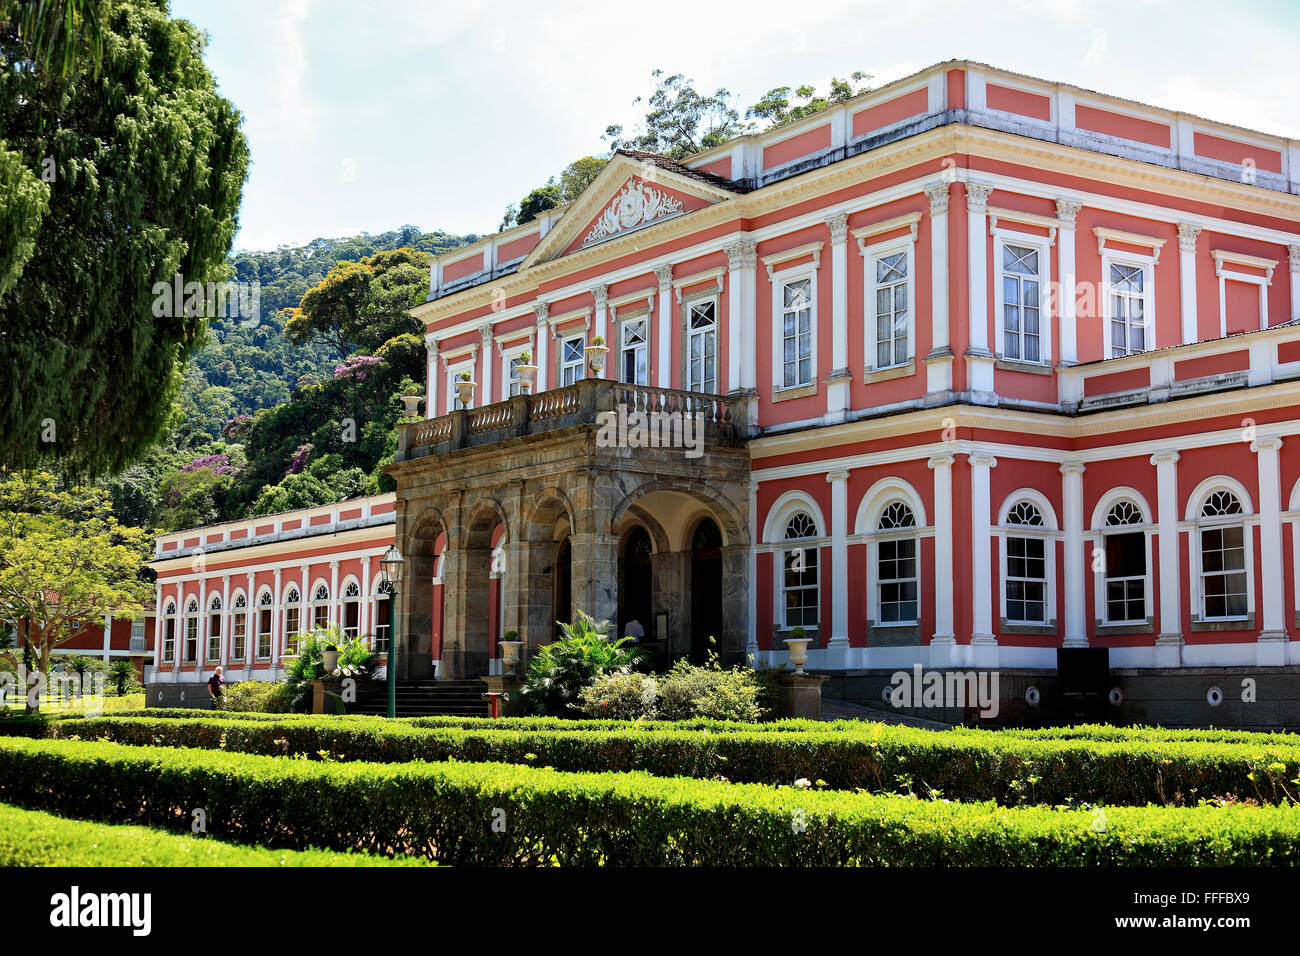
xmin=379 ymin=544 xmax=405 ymax=719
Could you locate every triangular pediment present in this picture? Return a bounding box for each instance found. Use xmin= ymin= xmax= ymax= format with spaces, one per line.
xmin=521 ymin=152 xmax=740 ymax=268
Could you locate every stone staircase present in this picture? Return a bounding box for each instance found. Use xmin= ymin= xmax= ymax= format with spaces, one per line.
xmin=348 ymin=679 xmax=491 ymax=717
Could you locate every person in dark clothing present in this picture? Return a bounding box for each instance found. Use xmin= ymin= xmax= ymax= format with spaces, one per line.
xmin=207 ymin=666 xmax=225 ymax=705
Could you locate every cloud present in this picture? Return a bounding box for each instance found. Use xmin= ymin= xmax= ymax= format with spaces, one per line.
xmin=249 ymin=0 xmax=317 ymax=144
xmin=1083 ymin=28 xmax=1110 ymax=65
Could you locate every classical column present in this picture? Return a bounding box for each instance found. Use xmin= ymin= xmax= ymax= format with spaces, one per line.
xmin=1178 ymin=224 xmax=1202 ymax=345
xmin=533 ymin=303 xmax=550 ymax=392
xmin=1060 ymin=463 xmax=1088 ymax=647
xmin=172 ymin=581 xmax=183 ymax=678
xmin=924 ymin=183 xmax=954 ymax=397
xmin=1289 ymin=246 xmax=1300 ymax=330
xmin=424 ymin=334 xmax=439 ymax=418
xmin=359 ymin=554 xmax=371 ymax=640
xmin=725 ymin=239 xmax=757 ymax=396
xmin=746 ymin=480 xmax=760 ymax=663
xmin=654 ymin=264 xmax=674 ymax=388
xmin=569 ymin=532 xmax=620 ymax=628
xmin=197 ymin=577 xmax=207 ymax=669
xmin=825 ymin=469 xmax=850 ymax=667
xmin=1151 ymin=451 xmax=1183 ymax=666
xmin=479 ymin=323 xmax=494 ymax=403
xmin=824 ymin=213 xmax=851 ymax=423
xmin=151 ymin=580 xmax=163 ymax=680
xmin=271 ymin=568 xmax=282 ymax=667
xmin=969 ymin=454 xmax=998 ymax=666
xmin=592 ymin=284 xmax=609 ymax=379
xmin=928 ymin=455 xmax=956 ymax=666
xmin=101 ymin=612 xmax=111 ymax=663
xmin=299 ymin=564 xmax=309 ymax=638
xmin=965 ymin=182 xmax=996 ymax=403
xmin=245 ymin=571 xmax=255 ymax=668
xmin=220 ymin=574 xmax=231 ymax=668
xmin=1253 ymin=436 xmax=1287 ymax=665
xmin=1056 ymin=199 xmax=1082 ymax=365
xmin=329 ymin=560 xmax=340 ymax=628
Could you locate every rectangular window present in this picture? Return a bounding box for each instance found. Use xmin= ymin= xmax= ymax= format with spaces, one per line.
xmin=507 ymin=354 xmax=527 ymax=396
xmin=184 ymin=616 xmax=198 ymax=663
xmin=781 ymin=279 xmax=813 ymax=388
xmin=878 ymin=538 xmax=918 ymax=623
xmin=130 ymin=619 xmax=146 ymax=641
xmin=448 ymin=365 xmax=472 ymax=410
xmin=561 ymin=335 xmax=585 ymax=386
xmin=1108 ymin=262 xmax=1147 ymax=357
xmin=284 ymin=606 xmax=300 ymax=653
xmin=686 ymin=300 xmax=717 ymax=393
xmin=257 ymin=610 xmax=272 ymax=659
xmin=874 ymin=252 xmax=909 ymax=369
xmin=343 ymin=601 xmax=360 ymax=639
xmin=163 ymin=620 xmax=175 ymax=663
xmin=620 ymin=317 xmax=648 ymax=385
xmin=373 ymin=600 xmax=391 ymax=654
xmin=231 ymin=614 xmax=246 ymax=661
xmin=1201 ymin=526 xmax=1248 ymax=619
xmin=1001 ymin=244 xmax=1042 ymax=363
xmin=1005 ymin=537 xmax=1046 ymax=623
xmin=312 ymin=603 xmax=329 ymax=631
xmin=1104 ymin=531 xmax=1146 ymax=623
xmin=782 ymin=546 xmax=819 ymax=629
xmin=207 ymin=614 xmax=221 ymax=662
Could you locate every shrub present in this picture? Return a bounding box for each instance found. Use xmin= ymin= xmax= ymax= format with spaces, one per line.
xmin=578 ymin=670 xmax=657 ymax=719
xmin=0 ymin=802 xmax=431 ymax=867
xmin=108 ymin=661 xmax=139 ymax=697
xmin=521 ymin=610 xmax=643 ymax=716
xmin=3 ymin=737 xmax=1300 ymax=866
xmin=657 ymin=655 xmax=763 ymax=722
xmin=222 ymin=681 xmax=295 ymax=713
xmin=281 ymin=626 xmax=373 ymax=712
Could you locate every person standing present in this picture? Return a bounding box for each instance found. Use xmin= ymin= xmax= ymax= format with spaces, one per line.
xmin=207 ymin=665 xmax=225 ymax=707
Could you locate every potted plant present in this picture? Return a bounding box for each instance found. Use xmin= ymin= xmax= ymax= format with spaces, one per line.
xmin=784 ymin=626 xmax=811 ymax=675
xmin=514 ymin=351 xmax=538 ymax=394
xmin=584 ymin=335 xmax=609 ymax=373
xmin=321 ymin=643 xmax=340 ymax=673
xmin=499 ymin=629 xmax=524 ymax=678
xmin=455 ymin=369 xmax=476 ymax=406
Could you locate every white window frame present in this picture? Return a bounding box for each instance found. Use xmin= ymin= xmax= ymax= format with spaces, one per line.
xmin=1089 ymin=492 xmax=1154 ymax=627
xmin=501 ymin=342 xmax=533 ymax=398
xmin=282 ymin=584 xmax=303 ymax=653
xmin=1216 ymin=270 xmax=1270 ymax=338
xmin=310 ymin=580 xmax=332 ymax=632
xmin=230 ymin=591 xmax=247 ymax=661
xmin=779 ymin=513 xmax=821 ymax=631
xmin=162 ymin=602 xmax=177 ymax=663
xmin=684 ymin=294 xmax=719 ymax=393
xmin=770 ymin=268 xmax=818 ymax=392
xmin=863 ymin=235 xmax=915 ymax=372
xmin=868 ymin=502 xmax=921 ymax=627
xmin=618 ymin=311 xmax=650 ymax=386
xmin=994 ymin=229 xmax=1052 ymax=366
xmin=255 ymin=589 xmax=273 ymax=660
xmin=341 ymin=578 xmax=362 ymax=639
xmin=996 ymin=492 xmax=1060 ymax=627
xmin=206 ymin=594 xmax=223 ymax=663
xmin=560 ymin=333 xmax=586 ymax=387
xmin=1101 ymin=250 xmax=1155 ymax=359
xmin=447 ymin=360 xmax=474 ymax=410
xmin=1187 ymin=482 xmax=1256 ymax=625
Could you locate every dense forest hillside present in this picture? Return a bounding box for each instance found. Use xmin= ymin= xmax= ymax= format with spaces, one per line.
xmin=101 ymin=225 xmax=476 ymax=532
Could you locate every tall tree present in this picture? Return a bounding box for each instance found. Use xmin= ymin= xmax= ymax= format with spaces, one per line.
xmin=747 ymin=72 xmax=872 ymax=128
xmin=604 ymin=70 xmax=746 ymax=160
xmin=0 ymin=0 xmax=107 ymax=76
xmin=0 ymin=470 xmax=151 ymax=712
xmin=0 ymin=0 xmax=250 ymax=478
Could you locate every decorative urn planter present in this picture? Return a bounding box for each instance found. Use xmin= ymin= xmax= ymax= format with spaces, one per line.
xmin=784 ymin=637 xmax=811 ymax=675
xmin=321 ymin=649 xmax=340 ymax=673
xmin=399 ymin=394 xmax=422 ymax=420
xmin=584 ymin=342 xmax=609 ymax=373
xmin=455 ymin=378 xmax=476 ymax=406
xmin=515 ymin=363 xmax=538 ymax=394
xmin=498 ymin=640 xmax=524 ymax=677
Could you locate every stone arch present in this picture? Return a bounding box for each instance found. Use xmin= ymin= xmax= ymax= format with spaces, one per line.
xmin=399 ymin=504 xmax=450 ymax=680
xmin=451 ymin=494 xmax=512 ymax=678
xmin=610 ymin=476 xmax=747 ymax=546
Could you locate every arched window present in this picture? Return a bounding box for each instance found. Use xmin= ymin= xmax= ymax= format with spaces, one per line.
xmin=231 ymin=592 xmax=247 ymax=661
xmin=341 ymin=580 xmax=361 ymax=638
xmin=207 ymin=594 xmax=223 ymax=663
xmin=1102 ymin=499 xmax=1147 ymax=625
xmin=1198 ymin=489 xmax=1248 ymax=621
xmin=781 ymin=513 xmax=819 ymax=629
xmin=163 ymin=600 xmax=177 ymax=664
xmin=875 ymin=502 xmax=918 ymax=624
xmin=372 ymin=578 xmax=394 ymax=653
xmin=256 ymin=590 xmax=273 ymax=660
xmin=311 ymin=583 xmax=331 ymax=631
xmin=283 ymin=586 xmax=302 ymax=654
xmin=183 ymin=598 xmax=199 ymax=663
xmin=1004 ymin=501 xmax=1046 ymax=624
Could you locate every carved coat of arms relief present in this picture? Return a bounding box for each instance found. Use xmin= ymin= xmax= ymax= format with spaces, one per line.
xmin=582 ymin=179 xmax=685 ymax=248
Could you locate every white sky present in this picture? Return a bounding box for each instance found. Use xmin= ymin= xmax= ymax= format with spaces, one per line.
xmin=169 ymin=0 xmax=1300 ymax=252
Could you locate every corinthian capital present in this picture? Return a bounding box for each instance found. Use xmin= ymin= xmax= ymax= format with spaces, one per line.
xmin=533 ymin=301 xmax=549 ymax=325
xmin=654 ymin=263 xmax=674 ymax=286
xmin=591 ymin=283 xmax=608 ymax=308
xmin=1177 ymin=222 xmax=1202 ymax=254
xmin=924 ymin=182 xmax=950 ymax=215
xmin=724 ymin=239 xmax=757 ymax=270
xmin=1055 ymin=199 xmax=1082 ymax=228
xmin=966 ymin=181 xmax=994 ymax=213
xmin=825 ymin=213 xmax=849 ymax=244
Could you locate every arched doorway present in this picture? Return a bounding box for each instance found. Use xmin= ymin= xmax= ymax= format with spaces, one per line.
xmin=552 ymin=536 xmax=571 ymax=642
xmin=690 ymin=518 xmax=722 ymax=662
xmin=619 ymin=525 xmax=654 ymax=657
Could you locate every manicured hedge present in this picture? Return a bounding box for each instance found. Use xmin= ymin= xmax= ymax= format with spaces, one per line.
xmin=0 ymin=801 xmax=431 ymax=866
xmin=1 ymin=737 xmax=1297 ymax=866
xmin=970 ymin=724 xmax=1300 ymax=747
xmin=29 ymin=713 xmax=1300 ymax=806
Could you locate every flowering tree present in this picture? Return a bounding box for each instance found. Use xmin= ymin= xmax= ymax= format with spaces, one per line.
xmin=333 ymin=354 xmax=384 ymax=381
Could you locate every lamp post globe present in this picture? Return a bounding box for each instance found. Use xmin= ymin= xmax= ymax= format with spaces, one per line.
xmin=379 ymin=545 xmax=405 ymax=718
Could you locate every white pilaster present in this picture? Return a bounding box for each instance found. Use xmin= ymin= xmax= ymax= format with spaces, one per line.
xmin=825 ymin=469 xmax=850 ymax=667
xmin=969 ymin=454 xmax=998 ymax=666
xmin=746 ymin=480 xmax=759 ymax=662
xmin=479 ymin=324 xmax=494 ymax=403
xmin=924 ymin=183 xmax=953 ymax=396
xmin=424 ymin=334 xmax=439 ymax=418
xmin=965 ymin=182 xmax=996 ymax=403
xmin=101 ymin=613 xmax=112 ymax=662
xmin=151 ymin=581 xmax=163 ymax=679
xmin=1151 ymin=451 xmax=1183 ymax=666
xmin=1178 ymin=224 xmax=1202 ymax=345
xmin=1060 ymin=463 xmax=1088 ymax=647
xmin=1253 ymin=436 xmax=1287 ymax=665
xmin=534 ymin=303 xmax=550 ymax=392
xmin=655 ymin=264 xmax=674 ymax=388
xmin=272 ymin=568 xmax=282 ymax=667
xmin=1289 ymin=246 xmax=1300 ymax=324
xmin=329 ymin=560 xmax=340 ymax=629
xmin=592 ymin=284 xmax=609 ymax=379
xmin=724 ymin=240 xmax=757 ymax=394
xmin=245 ymin=571 xmax=255 ymax=667
xmin=1055 ymin=199 xmax=1082 ymax=365
xmin=360 ymin=555 xmax=371 ymax=639
xmin=197 ymin=577 xmax=206 ymax=669
xmin=824 ymin=214 xmax=851 ymax=423
xmin=928 ymin=455 xmax=956 ymax=666
xmin=221 ymin=574 xmax=231 ymax=668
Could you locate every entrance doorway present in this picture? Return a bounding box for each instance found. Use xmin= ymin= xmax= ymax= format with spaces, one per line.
xmin=690 ymin=518 xmax=722 ymax=662
xmin=552 ymin=536 xmax=571 ymax=642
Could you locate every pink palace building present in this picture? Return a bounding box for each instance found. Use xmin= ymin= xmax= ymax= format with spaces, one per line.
xmin=151 ymin=61 xmax=1300 ymax=724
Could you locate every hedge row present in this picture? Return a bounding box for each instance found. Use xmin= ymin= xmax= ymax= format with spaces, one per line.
xmin=6 ymin=737 xmax=1300 ymax=865
xmin=31 ymin=714 xmax=1300 ymax=806
xmin=970 ymin=724 xmax=1300 ymax=747
xmin=0 ymin=801 xmax=430 ymax=867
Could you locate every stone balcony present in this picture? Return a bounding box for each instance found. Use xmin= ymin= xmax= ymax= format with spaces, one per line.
xmin=396 ymin=379 xmax=754 ymax=462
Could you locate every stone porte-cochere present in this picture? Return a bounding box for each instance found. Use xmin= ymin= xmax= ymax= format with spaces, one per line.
xmin=386 ymin=378 xmax=753 ymax=679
